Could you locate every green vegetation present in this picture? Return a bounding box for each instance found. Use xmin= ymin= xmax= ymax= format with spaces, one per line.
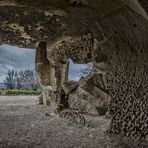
xmin=3 ymin=69 xmax=41 ymax=90
xmin=0 ymin=89 xmax=42 ymax=96
xmin=0 ymin=69 xmax=43 ymax=96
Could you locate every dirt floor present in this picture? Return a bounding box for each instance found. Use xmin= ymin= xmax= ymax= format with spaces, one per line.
xmin=0 ymin=96 xmax=147 ymax=148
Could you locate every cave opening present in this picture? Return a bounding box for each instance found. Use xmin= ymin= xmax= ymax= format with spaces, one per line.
xmin=68 ymin=59 xmax=93 ymax=81
xmin=0 ymin=44 xmax=42 ymax=92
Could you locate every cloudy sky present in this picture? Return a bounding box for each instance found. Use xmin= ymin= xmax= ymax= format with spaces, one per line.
xmin=0 ymin=45 xmax=88 ymax=83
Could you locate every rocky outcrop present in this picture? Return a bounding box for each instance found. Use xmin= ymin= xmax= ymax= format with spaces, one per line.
xmin=1 ymin=0 xmax=148 ymax=142
xmin=68 ymin=88 xmax=99 ymax=115
xmin=62 ymin=81 xmax=79 ymax=95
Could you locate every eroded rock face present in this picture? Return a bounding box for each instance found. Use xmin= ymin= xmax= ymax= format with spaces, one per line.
xmin=1 ymin=0 xmax=148 ymax=141
xmin=68 ymin=87 xmax=107 ymax=116
xmin=62 ymin=81 xmax=79 ymax=95
xmin=72 ymin=65 xmax=111 ymax=116
xmin=0 ymin=5 xmax=62 ymax=48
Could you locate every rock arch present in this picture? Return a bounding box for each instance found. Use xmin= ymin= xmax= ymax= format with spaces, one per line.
xmin=1 ymin=0 xmax=148 ymax=141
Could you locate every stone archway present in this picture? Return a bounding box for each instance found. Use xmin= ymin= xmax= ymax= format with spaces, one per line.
xmin=1 ymin=0 xmax=148 ymax=142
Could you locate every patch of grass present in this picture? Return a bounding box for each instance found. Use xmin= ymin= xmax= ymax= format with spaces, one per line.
xmin=0 ymin=89 xmax=42 ymax=96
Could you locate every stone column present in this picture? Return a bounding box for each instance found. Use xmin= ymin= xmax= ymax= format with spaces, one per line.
xmin=35 ymin=42 xmax=51 ymax=86
xmin=61 ymin=61 xmax=69 ymax=84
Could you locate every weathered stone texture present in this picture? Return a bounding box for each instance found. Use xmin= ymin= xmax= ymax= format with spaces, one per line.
xmin=62 ymin=81 xmax=79 ymax=95
xmin=68 ymin=87 xmax=107 ymax=116
xmin=0 ymin=5 xmax=63 ymax=48
xmin=38 ymin=86 xmax=57 ymax=109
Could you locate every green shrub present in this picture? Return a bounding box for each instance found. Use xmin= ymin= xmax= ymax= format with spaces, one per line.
xmin=0 ymin=89 xmax=42 ymax=96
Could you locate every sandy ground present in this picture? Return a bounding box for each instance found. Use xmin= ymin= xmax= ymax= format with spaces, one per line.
xmin=0 ymin=96 xmax=147 ymax=148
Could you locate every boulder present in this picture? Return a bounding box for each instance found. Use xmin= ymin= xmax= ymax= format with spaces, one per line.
xmin=62 ymin=81 xmax=79 ymax=95
xmin=68 ymin=87 xmax=109 ymax=116
xmin=38 ymin=86 xmax=56 ymax=106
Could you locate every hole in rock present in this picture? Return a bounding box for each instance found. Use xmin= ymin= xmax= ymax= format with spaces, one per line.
xmin=114 ymin=31 xmax=118 ymax=34
xmin=133 ymin=24 xmax=137 ymax=27
xmin=68 ymin=59 xmax=93 ymax=81
xmin=0 ymin=44 xmax=42 ymax=92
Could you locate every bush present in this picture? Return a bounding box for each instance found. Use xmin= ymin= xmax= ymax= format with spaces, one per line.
xmin=0 ymin=89 xmax=42 ymax=96
xmin=3 ymin=69 xmax=42 ymax=90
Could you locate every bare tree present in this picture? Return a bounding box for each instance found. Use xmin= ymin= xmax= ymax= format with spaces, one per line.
xmin=4 ymin=69 xmax=41 ymax=90
xmin=15 ymin=70 xmax=24 ymax=89
xmin=22 ymin=70 xmax=41 ymax=90
xmin=4 ymin=69 xmax=17 ymax=89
